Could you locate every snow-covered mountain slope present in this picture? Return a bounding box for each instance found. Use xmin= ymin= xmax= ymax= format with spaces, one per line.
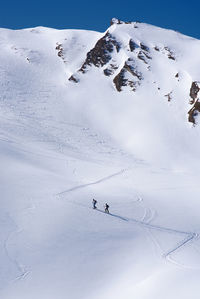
xmin=1 ymin=19 xmax=200 ymax=299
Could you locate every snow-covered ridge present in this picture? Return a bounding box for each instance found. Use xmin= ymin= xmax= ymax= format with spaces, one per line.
xmin=63 ymin=18 xmax=200 ymax=124
xmin=1 ymin=19 xmax=200 ymax=124
xmin=1 ymin=18 xmax=200 ymax=163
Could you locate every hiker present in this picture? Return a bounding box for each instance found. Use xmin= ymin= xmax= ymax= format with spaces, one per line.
xmin=105 ymin=203 xmax=109 ymax=214
xmin=92 ymin=199 xmax=97 ymax=209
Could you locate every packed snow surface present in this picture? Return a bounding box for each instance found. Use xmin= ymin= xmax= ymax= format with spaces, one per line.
xmin=1 ymin=21 xmax=200 ymax=299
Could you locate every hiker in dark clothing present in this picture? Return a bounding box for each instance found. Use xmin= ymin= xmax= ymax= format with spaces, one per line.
xmin=105 ymin=203 xmax=109 ymax=214
xmin=92 ymin=199 xmax=97 ymax=209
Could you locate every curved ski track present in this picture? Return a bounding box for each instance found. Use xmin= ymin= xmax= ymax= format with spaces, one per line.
xmin=57 ymin=168 xmax=127 ymax=195
xmin=4 ymin=218 xmax=30 ymax=284
xmin=58 ymin=169 xmax=199 ymax=266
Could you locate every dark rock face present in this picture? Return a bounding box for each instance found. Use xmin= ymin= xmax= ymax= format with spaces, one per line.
xmin=69 ymin=29 xmax=151 ymax=91
xmin=154 ymin=45 xmax=175 ymax=61
xmin=79 ymin=32 xmax=121 ymax=73
xmin=113 ymin=70 xmax=127 ymax=92
xmin=138 ymin=51 xmax=148 ymax=64
xmin=113 ymin=59 xmax=142 ymax=92
xmin=67 ymin=21 xmax=180 ymax=97
xmin=164 ymin=47 xmax=175 ymax=60
xmin=125 ymin=59 xmax=142 ymax=80
xmin=154 ymin=46 xmax=160 ymax=52
xmin=69 ymin=75 xmax=79 ymax=83
xmin=188 ymin=100 xmax=200 ymax=124
xmin=144 ymin=51 xmax=152 ymax=60
xmin=56 ymin=42 xmax=67 ymax=64
xmin=104 ymin=63 xmax=118 ymax=76
xmin=104 ymin=68 xmax=113 ymax=76
xmin=68 ymin=31 xmax=121 ymax=83
xmin=188 ymin=81 xmax=200 ymax=123
xmin=189 ymin=81 xmax=200 ymax=103
xmin=140 ymin=43 xmax=149 ymax=52
xmin=129 ymin=39 xmax=139 ymax=52
xmin=56 ymin=43 xmax=64 ymax=58
xmin=175 ymin=73 xmax=180 ymax=82
xmin=164 ymin=91 xmax=172 ymax=102
xmin=137 ymin=43 xmax=152 ymax=64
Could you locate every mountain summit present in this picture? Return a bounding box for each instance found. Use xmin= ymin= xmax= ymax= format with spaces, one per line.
xmin=60 ymin=18 xmax=200 ymax=125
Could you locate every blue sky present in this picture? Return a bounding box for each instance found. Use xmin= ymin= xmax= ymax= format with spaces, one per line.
xmin=1 ymin=0 xmax=200 ymax=39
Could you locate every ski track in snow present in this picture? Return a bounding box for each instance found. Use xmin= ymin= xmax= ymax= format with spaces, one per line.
xmin=139 ymin=196 xmax=157 ymax=224
xmin=3 ymin=213 xmax=31 ymax=285
xmin=58 ymin=170 xmax=199 ymax=268
xmin=57 ymin=168 xmax=128 ymax=195
xmin=4 ymin=228 xmax=30 ymax=283
xmin=96 ymin=209 xmax=198 ymax=267
xmin=95 ymin=209 xmax=198 ymax=268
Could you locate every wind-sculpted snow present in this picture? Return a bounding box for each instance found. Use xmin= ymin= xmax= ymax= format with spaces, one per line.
xmin=1 ymin=20 xmax=200 ymax=299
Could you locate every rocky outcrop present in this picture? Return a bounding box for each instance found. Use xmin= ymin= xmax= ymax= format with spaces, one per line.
xmin=113 ymin=70 xmax=127 ymax=92
xmin=104 ymin=63 xmax=118 ymax=76
xmin=164 ymin=91 xmax=172 ymax=102
xmin=79 ymin=32 xmax=121 ymax=73
xmin=154 ymin=45 xmax=175 ymax=60
xmin=188 ymin=100 xmax=200 ymax=124
xmin=113 ymin=59 xmax=142 ymax=92
xmin=55 ymin=42 xmax=68 ymax=64
xmin=129 ymin=39 xmax=139 ymax=52
xmin=154 ymin=46 xmax=160 ymax=52
xmin=188 ymin=81 xmax=200 ymax=124
xmin=138 ymin=51 xmax=149 ymax=64
xmin=68 ymin=29 xmax=150 ymax=91
xmin=110 ymin=18 xmax=137 ymax=26
xmin=140 ymin=43 xmax=149 ymax=52
xmin=56 ymin=43 xmax=64 ymax=58
xmin=67 ymin=20 xmax=180 ymax=97
xmin=68 ymin=75 xmax=79 ymax=83
xmin=124 ymin=59 xmax=142 ymax=80
xmin=164 ymin=47 xmax=175 ymax=60
xmin=137 ymin=43 xmax=152 ymax=64
xmin=189 ymin=81 xmax=200 ymax=104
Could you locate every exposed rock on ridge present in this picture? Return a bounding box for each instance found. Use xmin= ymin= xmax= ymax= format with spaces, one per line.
xmin=113 ymin=59 xmax=142 ymax=92
xmin=110 ymin=18 xmax=139 ymax=26
xmin=188 ymin=81 xmax=200 ymax=124
xmin=63 ymin=19 xmax=200 ymax=125
xmin=79 ymin=32 xmax=121 ymax=72
xmin=189 ymin=81 xmax=200 ymax=104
